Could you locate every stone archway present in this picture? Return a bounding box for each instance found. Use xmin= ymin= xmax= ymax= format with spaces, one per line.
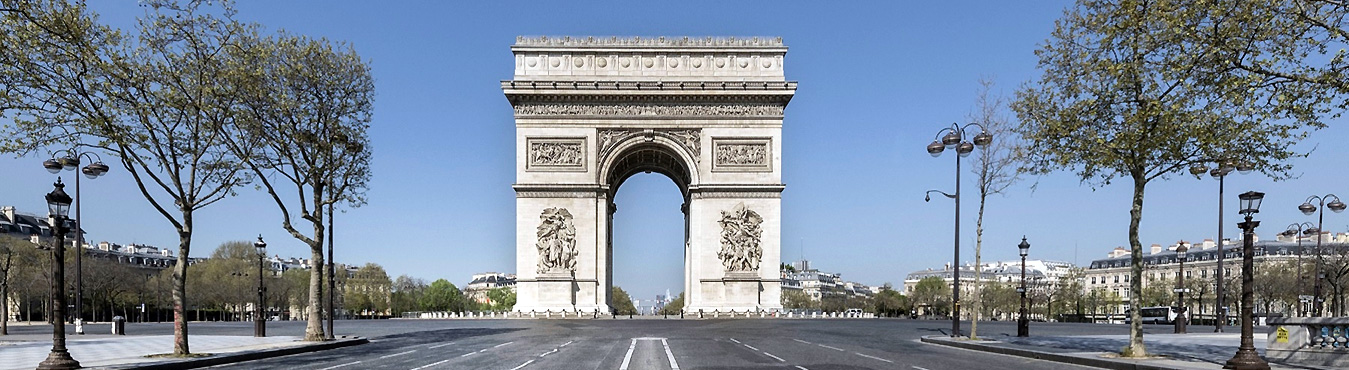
xmin=504 ymin=36 xmax=794 ymax=313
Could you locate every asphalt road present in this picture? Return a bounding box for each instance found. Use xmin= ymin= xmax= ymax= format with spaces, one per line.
xmin=164 ymin=318 xmax=1177 ymax=370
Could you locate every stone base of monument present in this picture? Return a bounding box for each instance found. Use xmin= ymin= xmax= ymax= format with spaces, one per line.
xmin=515 ymin=271 xmax=578 ymax=313
xmin=686 ymin=272 xmax=784 ymax=313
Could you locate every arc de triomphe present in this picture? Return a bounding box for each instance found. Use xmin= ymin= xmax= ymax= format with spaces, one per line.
xmin=504 ymin=36 xmax=794 ymax=313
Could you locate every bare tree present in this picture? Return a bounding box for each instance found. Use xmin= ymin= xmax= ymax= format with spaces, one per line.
xmin=966 ymin=77 xmax=1023 ymax=339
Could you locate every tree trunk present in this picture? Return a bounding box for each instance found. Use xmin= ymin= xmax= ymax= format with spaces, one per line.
xmin=1125 ymin=171 xmax=1147 ymax=357
xmin=971 ymin=194 xmax=987 ymax=339
xmin=305 ymin=225 xmax=326 ymax=340
xmin=172 ymin=221 xmax=193 ymax=355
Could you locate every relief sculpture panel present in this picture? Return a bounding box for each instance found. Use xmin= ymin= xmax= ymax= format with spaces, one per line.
xmin=717 ymin=202 xmax=763 ymax=273
xmin=712 ymin=138 xmax=771 ymax=172
xmin=527 ymin=138 xmax=585 ymax=171
xmin=536 ymin=207 xmax=578 ymax=274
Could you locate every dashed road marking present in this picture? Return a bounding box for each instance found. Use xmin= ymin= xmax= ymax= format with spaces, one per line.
xmin=855 ymin=352 xmax=894 ymax=363
xmin=743 ymin=344 xmax=760 ymax=351
xmin=763 ymin=352 xmax=785 ymax=362
xmin=460 ymin=352 xmax=476 ymax=358
xmin=818 ymin=344 xmax=845 ymax=351
xmin=661 ymin=338 xmax=680 ymax=370
xmin=792 ymin=339 xmax=813 ymax=345
xmin=318 ymin=361 xmax=360 ymax=370
xmin=912 ymin=366 xmax=931 ymax=370
xmin=796 ymin=366 xmax=810 ymax=370
xmin=380 ymin=350 xmax=415 ymax=359
xmin=560 ymin=340 xmax=574 ymax=347
xmin=495 ymin=341 xmax=515 ymax=348
xmin=729 ymin=338 xmax=742 ymax=344
xmin=509 ymin=360 xmax=534 ymax=370
xmin=410 ymin=359 xmax=450 ymax=370
xmin=539 ymin=348 xmax=558 ymax=357
xmin=428 ymin=342 xmax=455 ymax=349
xmin=619 ymin=338 xmax=638 ymax=370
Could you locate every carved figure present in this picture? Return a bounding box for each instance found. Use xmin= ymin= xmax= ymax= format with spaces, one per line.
xmin=536 ymin=208 xmax=578 ymax=274
xmin=717 ymin=202 xmax=763 ymax=273
xmin=716 ymin=143 xmax=768 ymax=165
xmin=530 ymin=142 xmax=583 ymax=166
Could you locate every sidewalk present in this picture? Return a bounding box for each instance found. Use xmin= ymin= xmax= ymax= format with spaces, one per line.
xmin=0 ymin=334 xmax=366 ymax=370
xmin=923 ymin=333 xmax=1331 ymax=370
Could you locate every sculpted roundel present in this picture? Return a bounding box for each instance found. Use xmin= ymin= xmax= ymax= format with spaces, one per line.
xmin=717 ymin=202 xmax=763 ymax=273
xmin=536 ymin=207 xmax=578 ymax=274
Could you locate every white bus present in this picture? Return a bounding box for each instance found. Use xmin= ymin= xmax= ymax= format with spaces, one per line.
xmin=1124 ymin=306 xmax=1183 ymax=324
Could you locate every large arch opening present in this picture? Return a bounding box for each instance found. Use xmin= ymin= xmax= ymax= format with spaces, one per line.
xmin=603 ymin=143 xmax=694 ymax=313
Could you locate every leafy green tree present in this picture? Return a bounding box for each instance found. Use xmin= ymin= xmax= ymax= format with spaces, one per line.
xmin=1203 ymin=1 xmax=1349 ymax=111
xmin=781 ymin=290 xmax=816 ymax=310
xmin=0 ymin=236 xmax=27 ymax=334
xmin=659 ymin=292 xmax=685 ymax=315
xmin=390 ymin=275 xmax=426 ymax=316
xmin=911 ymin=277 xmax=950 ymax=316
xmin=873 ymin=286 xmax=910 ymax=317
xmin=1013 ymin=0 xmax=1328 ymax=357
xmin=420 ymin=279 xmax=464 ymax=312
xmin=343 ymin=263 xmax=390 ymax=317
xmin=486 ymin=287 xmax=516 ymax=311
xmin=610 ymin=286 xmax=636 ymax=315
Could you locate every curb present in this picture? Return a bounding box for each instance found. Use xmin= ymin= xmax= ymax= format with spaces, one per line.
xmin=919 ymin=336 xmax=1188 ymax=370
xmin=104 ymin=337 xmax=370 ymax=370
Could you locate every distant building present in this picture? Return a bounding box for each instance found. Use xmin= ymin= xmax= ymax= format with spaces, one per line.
xmin=463 ymin=272 xmax=517 ymax=304
xmin=780 ymin=259 xmax=875 ymax=301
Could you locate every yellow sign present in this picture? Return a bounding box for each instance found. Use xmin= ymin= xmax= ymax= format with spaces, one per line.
xmin=1276 ymin=326 xmax=1289 ymax=343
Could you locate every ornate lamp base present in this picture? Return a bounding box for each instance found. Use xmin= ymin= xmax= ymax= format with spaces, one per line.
xmin=36 ymin=349 xmax=81 ymax=370
xmin=1223 ymin=348 xmax=1269 ymax=369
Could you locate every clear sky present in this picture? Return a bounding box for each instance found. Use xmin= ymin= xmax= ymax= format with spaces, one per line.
xmin=2 ymin=1 xmax=1347 ymax=302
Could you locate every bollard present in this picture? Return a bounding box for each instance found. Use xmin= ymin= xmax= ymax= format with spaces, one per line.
xmin=699 ymin=309 xmax=704 ymax=319
xmin=111 ymin=316 xmax=125 ymax=335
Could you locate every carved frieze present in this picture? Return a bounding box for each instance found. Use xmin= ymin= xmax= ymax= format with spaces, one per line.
xmin=527 ymin=138 xmax=585 ymax=172
xmin=717 ymin=202 xmax=763 ymax=273
xmin=536 ymin=208 xmax=578 ymax=274
xmin=513 ymin=103 xmax=784 ymax=118
xmin=712 ymin=138 xmax=772 ymax=172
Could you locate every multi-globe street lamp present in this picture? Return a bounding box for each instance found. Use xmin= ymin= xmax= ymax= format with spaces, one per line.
xmin=1224 ymin=191 xmax=1269 ymax=370
xmin=1297 ymin=194 xmax=1345 ymax=317
xmin=925 ymin=122 xmax=992 ymax=338
xmin=1017 ymin=237 xmax=1030 ymax=338
xmin=1174 ymin=244 xmax=1189 ymax=334
xmin=254 ymin=235 xmax=268 ymax=337
xmin=42 ymin=150 xmax=110 ymax=334
xmin=1280 ymin=222 xmax=1317 ymax=317
xmin=1189 ymin=159 xmax=1251 ymax=332
xmin=38 ymin=179 xmax=81 ymax=370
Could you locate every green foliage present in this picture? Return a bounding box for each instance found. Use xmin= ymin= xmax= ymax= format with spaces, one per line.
xmin=485 ymin=287 xmax=516 ymax=311
xmin=658 ymin=292 xmax=685 ymax=315
xmin=390 ymin=275 xmax=426 ymax=316
xmin=610 ymin=286 xmax=637 ymax=315
xmin=873 ymin=287 xmax=910 ymax=317
xmin=910 ymin=277 xmax=950 ymax=315
xmin=781 ymin=289 xmax=816 ymax=310
xmin=343 ymin=263 xmax=390 ymax=316
xmin=419 ymin=279 xmax=464 ymax=312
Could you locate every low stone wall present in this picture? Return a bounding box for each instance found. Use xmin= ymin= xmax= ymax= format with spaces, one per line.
xmin=1267 ymin=317 xmax=1349 ymax=368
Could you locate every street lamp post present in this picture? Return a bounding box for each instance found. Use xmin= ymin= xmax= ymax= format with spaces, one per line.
xmin=1281 ymin=222 xmax=1316 ymax=317
xmin=42 ymin=151 xmax=110 ymax=334
xmin=1224 ymin=191 xmax=1269 ymax=370
xmin=1189 ymin=159 xmax=1251 ymax=332
xmin=1174 ymin=245 xmax=1189 ymax=334
xmin=254 ymin=235 xmax=267 ymax=337
xmin=1298 ymin=194 xmax=1345 ymax=317
xmin=38 ymin=179 xmax=81 ymax=370
xmin=925 ymin=122 xmax=991 ymax=338
xmin=1017 ymin=237 xmax=1030 ymax=337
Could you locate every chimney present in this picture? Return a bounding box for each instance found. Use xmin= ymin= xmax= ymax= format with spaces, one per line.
xmin=1150 ymin=244 xmax=1162 ymax=255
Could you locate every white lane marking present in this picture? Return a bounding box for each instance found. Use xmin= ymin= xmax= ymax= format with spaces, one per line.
xmin=410 ymin=359 xmax=450 ymax=370
xmin=460 ymin=352 xmax=476 ymax=358
xmin=763 ymin=352 xmax=786 ymax=362
xmin=509 ymin=360 xmax=534 ymax=370
xmin=743 ymin=344 xmax=759 ymax=351
xmin=818 ymin=344 xmax=845 ymax=351
xmin=539 ymin=348 xmax=558 ymax=357
xmin=380 ymin=350 xmax=416 ymax=359
xmin=618 ymin=338 xmax=638 ymax=370
xmin=796 ymin=366 xmax=810 ymax=370
xmin=318 ymin=361 xmax=361 ymax=370
xmin=729 ymin=338 xmax=741 ymax=344
xmin=793 ymin=339 xmax=813 ymax=345
xmin=495 ymin=341 xmax=515 ymax=348
xmin=912 ymin=367 xmax=931 ymax=370
xmin=428 ymin=342 xmax=455 ymax=349
xmin=661 ymin=338 xmax=680 ymax=370
xmin=560 ymin=340 xmax=574 ymax=347
xmin=855 ymin=352 xmax=894 ymax=363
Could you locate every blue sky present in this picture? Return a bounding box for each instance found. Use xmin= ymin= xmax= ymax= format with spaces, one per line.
xmin=3 ymin=1 xmax=1347 ymax=301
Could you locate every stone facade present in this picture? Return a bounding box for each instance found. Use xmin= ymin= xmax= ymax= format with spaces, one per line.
xmin=506 ymin=36 xmax=793 ymax=313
